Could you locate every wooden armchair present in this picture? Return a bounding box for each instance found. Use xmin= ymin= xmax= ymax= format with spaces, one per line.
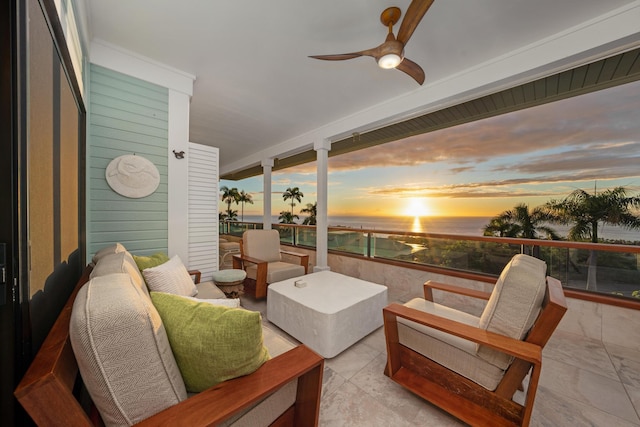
xmin=233 ymin=229 xmax=309 ymax=299
xmin=383 ymin=254 xmax=567 ymax=427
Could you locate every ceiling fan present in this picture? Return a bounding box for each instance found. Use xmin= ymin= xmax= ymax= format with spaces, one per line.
xmin=309 ymin=0 xmax=435 ymax=85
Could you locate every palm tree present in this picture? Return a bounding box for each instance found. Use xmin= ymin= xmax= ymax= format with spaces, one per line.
xmin=544 ymin=186 xmax=640 ymax=290
xmin=237 ymin=190 xmax=253 ymax=221
xmin=484 ymin=204 xmax=559 ymax=258
xmin=282 ymin=187 xmax=303 ymax=217
xmin=278 ymin=210 xmax=298 ymax=224
xmin=483 ymin=217 xmax=520 ymax=237
xmin=220 ymin=186 xmax=240 ymax=220
xmin=301 ymin=202 xmax=317 ymax=225
xmin=484 ymin=203 xmax=560 ymax=240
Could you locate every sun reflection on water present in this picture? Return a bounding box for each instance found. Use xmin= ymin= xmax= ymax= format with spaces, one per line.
xmin=411 ymin=216 xmax=423 ymax=233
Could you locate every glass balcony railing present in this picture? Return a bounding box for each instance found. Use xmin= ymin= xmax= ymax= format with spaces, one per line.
xmin=219 ymin=220 xmax=263 ymax=237
xmin=223 ymin=222 xmax=640 ymax=302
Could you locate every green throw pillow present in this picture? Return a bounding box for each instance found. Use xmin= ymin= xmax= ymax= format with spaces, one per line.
xmin=133 ymin=252 xmax=170 ymax=271
xmin=150 ymin=292 xmax=270 ymax=392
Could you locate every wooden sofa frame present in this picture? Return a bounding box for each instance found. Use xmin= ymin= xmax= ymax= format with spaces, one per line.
xmin=15 ymin=266 xmax=324 ymax=426
xmin=383 ymin=276 xmax=567 ymax=427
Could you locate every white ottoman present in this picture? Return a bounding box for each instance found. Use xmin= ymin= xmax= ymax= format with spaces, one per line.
xmin=267 ymin=271 xmax=388 ymax=358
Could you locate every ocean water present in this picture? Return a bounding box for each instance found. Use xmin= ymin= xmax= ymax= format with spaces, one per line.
xmin=240 ymin=215 xmax=640 ymax=243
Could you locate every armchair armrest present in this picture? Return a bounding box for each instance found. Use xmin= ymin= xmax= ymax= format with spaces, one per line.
xmin=280 ymin=250 xmax=309 ymax=274
xmin=383 ymin=303 xmax=540 ymax=364
xmin=423 ymin=280 xmax=492 ymax=302
xmin=136 ymin=345 xmax=324 ymax=426
xmin=188 ymin=270 xmax=202 ymax=284
xmin=233 ymin=253 xmax=267 ymax=268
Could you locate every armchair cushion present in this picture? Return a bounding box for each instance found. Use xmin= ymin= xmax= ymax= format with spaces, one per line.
xmin=150 ymin=292 xmax=270 ymax=393
xmin=245 ymin=261 xmax=305 ymax=283
xmin=477 ymin=254 xmax=547 ymax=369
xmin=243 ymin=229 xmax=281 ymax=262
xmin=69 ymin=273 xmax=187 ymax=426
xmin=397 ymin=298 xmax=505 ymax=390
xmin=142 ymin=255 xmax=198 ymax=297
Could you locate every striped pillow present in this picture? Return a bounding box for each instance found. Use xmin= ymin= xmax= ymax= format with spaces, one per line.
xmin=143 ymin=255 xmax=198 ymax=297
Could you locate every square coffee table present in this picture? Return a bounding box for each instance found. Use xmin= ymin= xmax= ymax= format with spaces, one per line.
xmin=267 ymin=270 xmax=388 ymax=358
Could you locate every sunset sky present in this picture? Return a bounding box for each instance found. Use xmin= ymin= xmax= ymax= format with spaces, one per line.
xmin=220 ymin=79 xmax=640 ymax=219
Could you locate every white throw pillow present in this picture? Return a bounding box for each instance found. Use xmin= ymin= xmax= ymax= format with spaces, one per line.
xmin=143 ymin=255 xmax=198 ymax=297
xmin=183 ymin=295 xmax=241 ymax=308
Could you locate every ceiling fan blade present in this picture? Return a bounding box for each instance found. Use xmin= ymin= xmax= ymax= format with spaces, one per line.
xmin=309 ymin=47 xmax=378 ymax=61
xmin=396 ymin=58 xmax=425 ymax=85
xmin=396 ymin=0 xmax=435 ymax=45
xmin=309 ymin=53 xmax=364 ymax=61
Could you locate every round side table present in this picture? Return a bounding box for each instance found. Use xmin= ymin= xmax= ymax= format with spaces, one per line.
xmin=212 ymin=269 xmax=247 ymax=298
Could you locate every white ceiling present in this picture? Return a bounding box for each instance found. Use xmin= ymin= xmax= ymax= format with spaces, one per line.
xmin=83 ymin=0 xmax=640 ymax=176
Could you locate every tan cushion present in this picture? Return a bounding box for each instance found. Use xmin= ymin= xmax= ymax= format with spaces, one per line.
xmin=195 ymin=280 xmax=227 ymax=299
xmin=69 ymin=273 xmax=187 ymax=426
xmin=477 ymin=254 xmax=547 ymax=369
xmin=142 ymin=255 xmax=198 ymax=297
xmin=245 ymin=261 xmax=305 ymax=283
xmin=91 ymin=243 xmax=127 ymax=265
xmin=399 ymin=298 xmax=480 ymax=355
xmin=221 ymin=380 xmax=297 ymax=427
xmin=398 ymin=298 xmax=505 ymax=390
xmin=90 ymin=251 xmax=147 ymax=296
xmin=243 ymin=230 xmax=281 ymax=263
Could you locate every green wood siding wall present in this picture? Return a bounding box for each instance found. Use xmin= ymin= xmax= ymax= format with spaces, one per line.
xmin=87 ymin=64 xmax=169 ymax=258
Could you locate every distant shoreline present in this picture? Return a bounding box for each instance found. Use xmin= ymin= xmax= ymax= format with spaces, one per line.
xmin=236 ymin=214 xmax=640 ymax=243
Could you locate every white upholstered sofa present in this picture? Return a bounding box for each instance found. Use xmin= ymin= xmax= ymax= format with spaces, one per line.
xmin=15 ymin=244 xmax=324 ymax=427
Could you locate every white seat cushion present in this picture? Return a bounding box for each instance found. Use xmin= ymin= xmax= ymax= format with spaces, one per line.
xmin=195 ymin=280 xmax=227 ymax=299
xmin=245 ymin=261 xmax=305 ymax=283
xmin=398 ymin=298 xmax=505 ymax=391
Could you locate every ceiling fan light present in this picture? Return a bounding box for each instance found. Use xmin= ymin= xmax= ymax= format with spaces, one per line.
xmin=378 ymin=53 xmax=402 ymax=69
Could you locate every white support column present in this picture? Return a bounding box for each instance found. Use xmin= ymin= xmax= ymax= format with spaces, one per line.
xmin=314 ymin=139 xmax=331 ymax=272
xmin=262 ymin=158 xmax=274 ymax=230
xmin=167 ymin=89 xmax=191 ymax=262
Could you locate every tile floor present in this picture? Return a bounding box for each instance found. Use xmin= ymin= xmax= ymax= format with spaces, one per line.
xmin=241 ymin=295 xmax=640 ymax=426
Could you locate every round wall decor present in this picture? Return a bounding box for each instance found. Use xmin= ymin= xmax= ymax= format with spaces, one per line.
xmin=105 ymin=154 xmax=160 ymax=198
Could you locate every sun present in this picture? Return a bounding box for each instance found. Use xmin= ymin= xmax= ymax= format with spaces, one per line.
xmin=404 ymin=197 xmax=431 ymax=217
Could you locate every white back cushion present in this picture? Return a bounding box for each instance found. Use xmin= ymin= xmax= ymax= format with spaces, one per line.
xmin=90 ymin=251 xmax=147 ymax=296
xmin=477 ymin=254 xmax=547 ymax=369
xmin=91 ymin=243 xmax=127 ymax=265
xmin=243 ymin=230 xmax=281 ymax=263
xmin=69 ymin=273 xmax=187 ymax=426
